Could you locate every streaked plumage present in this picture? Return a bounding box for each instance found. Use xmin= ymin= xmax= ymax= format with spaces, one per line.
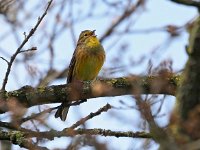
xmin=55 ymin=30 xmax=105 ymax=121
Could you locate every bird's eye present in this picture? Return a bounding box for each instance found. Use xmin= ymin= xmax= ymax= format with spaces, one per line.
xmin=84 ymin=33 xmax=88 ymax=36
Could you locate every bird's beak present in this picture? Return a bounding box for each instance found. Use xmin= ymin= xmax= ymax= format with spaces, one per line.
xmin=92 ymin=30 xmax=96 ymax=34
xmin=91 ymin=30 xmax=96 ymax=37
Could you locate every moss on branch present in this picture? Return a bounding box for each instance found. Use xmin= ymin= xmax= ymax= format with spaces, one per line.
xmin=0 ymin=75 xmax=179 ymax=114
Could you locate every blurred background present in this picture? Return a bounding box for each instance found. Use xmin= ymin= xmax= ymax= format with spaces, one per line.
xmin=0 ymin=0 xmax=197 ymax=149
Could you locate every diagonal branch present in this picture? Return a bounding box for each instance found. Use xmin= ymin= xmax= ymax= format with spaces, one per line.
xmin=170 ymin=0 xmax=200 ymax=8
xmin=135 ymin=95 xmax=178 ymax=150
xmin=69 ymin=103 xmax=112 ymax=129
xmin=1 ymin=0 xmax=53 ymax=91
xmin=100 ymin=0 xmax=145 ymax=42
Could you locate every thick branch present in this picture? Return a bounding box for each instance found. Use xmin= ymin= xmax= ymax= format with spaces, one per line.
xmin=0 ymin=74 xmax=179 ymax=113
xmin=176 ymin=17 xmax=200 ymax=119
xmin=0 ymin=130 xmax=48 ymax=150
xmin=170 ymin=17 xmax=200 ymax=143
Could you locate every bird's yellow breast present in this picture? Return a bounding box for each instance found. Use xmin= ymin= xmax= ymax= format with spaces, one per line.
xmin=73 ymin=49 xmax=105 ymax=81
xmin=85 ymin=36 xmax=100 ymax=48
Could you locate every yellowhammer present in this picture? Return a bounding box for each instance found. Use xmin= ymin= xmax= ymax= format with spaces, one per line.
xmin=55 ymin=30 xmax=105 ymax=121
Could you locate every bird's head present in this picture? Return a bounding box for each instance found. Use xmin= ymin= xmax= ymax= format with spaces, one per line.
xmin=78 ymin=30 xmax=100 ymax=48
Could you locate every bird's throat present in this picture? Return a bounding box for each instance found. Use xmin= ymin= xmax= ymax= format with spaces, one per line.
xmin=85 ymin=36 xmax=101 ymax=48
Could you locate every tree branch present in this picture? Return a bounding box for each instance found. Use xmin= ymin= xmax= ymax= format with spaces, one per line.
xmin=69 ymin=103 xmax=112 ymax=129
xmin=100 ymin=0 xmax=145 ymax=42
xmin=135 ymin=95 xmax=178 ymax=149
xmin=25 ymin=128 xmax=152 ymax=140
xmin=169 ymin=16 xmax=200 ymax=142
xmin=1 ymin=0 xmax=53 ymax=91
xmin=0 ymin=130 xmax=48 ymax=150
xmin=170 ymin=0 xmax=200 ymax=8
xmin=0 ymin=74 xmax=179 ymax=114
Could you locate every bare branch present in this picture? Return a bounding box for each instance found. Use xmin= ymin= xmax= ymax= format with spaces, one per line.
xmin=1 ymin=0 xmax=53 ymax=91
xmin=69 ymin=103 xmax=112 ymax=129
xmin=20 ymin=107 xmax=56 ymax=124
xmin=0 ymin=56 xmax=9 ymax=65
xmin=19 ymin=47 xmax=37 ymax=53
xmin=135 ymin=95 xmax=178 ymax=149
xmin=170 ymin=0 xmax=200 ymax=8
xmin=100 ymin=0 xmax=145 ymax=42
xmin=26 ymin=128 xmax=152 ymax=139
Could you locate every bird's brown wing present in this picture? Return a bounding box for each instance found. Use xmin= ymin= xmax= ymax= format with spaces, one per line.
xmin=67 ymin=44 xmax=80 ymax=83
xmin=55 ymin=44 xmax=80 ymax=121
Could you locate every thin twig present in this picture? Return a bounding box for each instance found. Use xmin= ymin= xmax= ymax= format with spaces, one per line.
xmin=19 ymin=47 xmax=37 ymax=53
xmin=1 ymin=0 xmax=53 ymax=91
xmin=0 ymin=121 xmax=33 ymax=132
xmin=134 ymin=95 xmax=178 ymax=149
xmin=0 ymin=56 xmax=9 ymax=65
xmin=20 ymin=107 xmax=57 ymax=123
xmin=100 ymin=0 xmax=144 ymax=42
xmin=20 ymin=100 xmax=87 ymax=123
xmin=70 ymin=99 xmax=88 ymax=106
xmin=69 ymin=103 xmax=112 ymax=129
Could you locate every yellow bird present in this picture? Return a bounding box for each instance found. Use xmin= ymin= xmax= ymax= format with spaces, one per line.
xmin=55 ymin=30 xmax=105 ymax=121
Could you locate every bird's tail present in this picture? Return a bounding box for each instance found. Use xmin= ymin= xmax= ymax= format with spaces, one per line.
xmin=55 ymin=103 xmax=69 ymax=121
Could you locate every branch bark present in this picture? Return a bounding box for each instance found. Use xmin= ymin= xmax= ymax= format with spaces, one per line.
xmin=170 ymin=17 xmax=200 ymax=143
xmin=176 ymin=17 xmax=200 ymax=119
xmin=0 ymin=74 xmax=179 ymax=114
xmin=24 ymin=128 xmax=152 ymax=140
xmin=0 ymin=130 xmax=48 ymax=150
